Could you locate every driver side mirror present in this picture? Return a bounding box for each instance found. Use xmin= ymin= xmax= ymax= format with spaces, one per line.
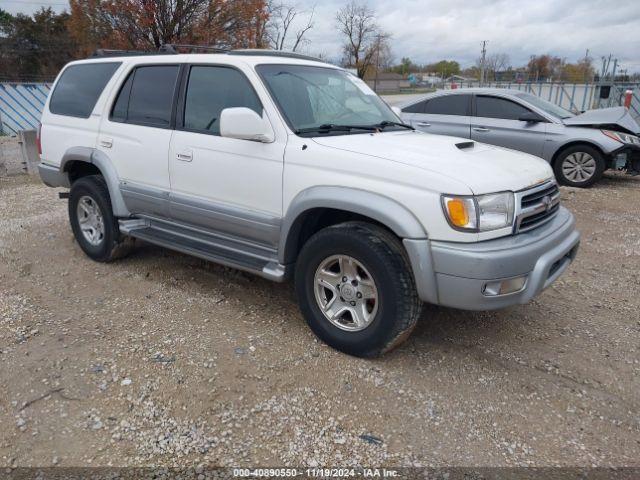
xmin=220 ymin=108 xmax=275 ymax=143
xmin=518 ymin=111 xmax=546 ymax=123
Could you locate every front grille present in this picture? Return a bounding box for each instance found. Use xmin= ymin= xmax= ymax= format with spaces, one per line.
xmin=515 ymin=181 xmax=560 ymax=233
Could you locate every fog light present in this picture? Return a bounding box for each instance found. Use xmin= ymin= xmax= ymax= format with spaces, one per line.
xmin=483 ymin=276 xmax=527 ymax=296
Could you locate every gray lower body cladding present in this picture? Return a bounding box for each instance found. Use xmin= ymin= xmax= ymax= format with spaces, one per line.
xmin=406 ymin=206 xmax=580 ymax=310
xmin=38 ymin=163 xmax=70 ymax=188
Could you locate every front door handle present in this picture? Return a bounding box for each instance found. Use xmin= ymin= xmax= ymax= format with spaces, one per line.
xmin=473 ymin=127 xmax=490 ymax=133
xmin=176 ymin=150 xmax=193 ymax=162
xmin=99 ymin=138 xmax=113 ymax=148
xmin=417 ymin=122 xmax=431 ymax=127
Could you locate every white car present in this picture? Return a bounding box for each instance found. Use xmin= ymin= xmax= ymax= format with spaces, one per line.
xmin=37 ymin=48 xmax=580 ymax=357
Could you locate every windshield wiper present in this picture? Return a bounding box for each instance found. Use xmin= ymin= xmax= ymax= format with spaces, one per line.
xmin=374 ymin=120 xmax=414 ymax=130
xmin=295 ymin=124 xmax=379 ymax=135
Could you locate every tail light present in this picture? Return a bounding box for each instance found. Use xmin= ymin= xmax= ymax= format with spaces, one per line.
xmin=36 ymin=123 xmax=42 ymax=156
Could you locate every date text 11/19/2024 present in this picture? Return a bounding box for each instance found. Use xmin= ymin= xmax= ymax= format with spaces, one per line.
xmin=233 ymin=468 xmax=400 ymax=477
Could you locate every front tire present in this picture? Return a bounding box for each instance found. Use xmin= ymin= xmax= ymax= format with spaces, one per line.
xmin=295 ymin=222 xmax=422 ymax=358
xmin=69 ymin=175 xmax=127 ymax=262
xmin=553 ymin=144 xmax=605 ymax=188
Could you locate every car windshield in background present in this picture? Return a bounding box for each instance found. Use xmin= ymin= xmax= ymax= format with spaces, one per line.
xmin=515 ymin=92 xmax=575 ymax=119
xmin=256 ymin=64 xmax=400 ymax=136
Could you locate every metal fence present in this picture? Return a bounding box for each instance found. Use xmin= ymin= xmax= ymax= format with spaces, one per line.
xmin=1 ymin=80 xmax=639 ymax=135
xmin=443 ymin=81 xmax=640 ymax=122
xmin=0 ymin=82 xmax=52 ymax=135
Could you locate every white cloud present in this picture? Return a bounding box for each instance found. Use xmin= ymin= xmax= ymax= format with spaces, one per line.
xmin=301 ymin=0 xmax=640 ymax=72
xmin=4 ymin=0 xmax=639 ymax=72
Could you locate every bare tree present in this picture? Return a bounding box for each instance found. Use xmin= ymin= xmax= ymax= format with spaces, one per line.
xmin=485 ymin=53 xmax=510 ymax=81
xmin=266 ymin=1 xmax=315 ymax=52
xmin=336 ymin=1 xmax=388 ymax=79
xmin=98 ymin=0 xmax=211 ymax=49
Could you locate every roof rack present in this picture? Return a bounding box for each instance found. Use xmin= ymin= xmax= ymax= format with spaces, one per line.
xmin=159 ymin=44 xmax=229 ymax=54
xmin=89 ymin=46 xmax=323 ymax=63
xmin=91 ymin=49 xmax=167 ymax=58
xmin=229 ymin=49 xmax=322 ymax=62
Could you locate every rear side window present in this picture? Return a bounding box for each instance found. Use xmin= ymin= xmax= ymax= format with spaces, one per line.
xmin=111 ymin=65 xmax=180 ymax=128
xmin=424 ymin=95 xmax=470 ymax=116
xmin=476 ymin=96 xmax=531 ymax=120
xmin=49 ymin=62 xmax=120 ymax=118
xmin=402 ymin=100 xmax=427 ymax=114
xmin=182 ymin=66 xmax=262 ymax=135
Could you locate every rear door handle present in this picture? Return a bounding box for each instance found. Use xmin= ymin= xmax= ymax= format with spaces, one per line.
xmin=417 ymin=122 xmax=431 ymax=127
xmin=472 ymin=127 xmax=490 ymax=133
xmin=99 ymin=138 xmax=113 ymax=148
xmin=176 ymin=150 xmax=193 ymax=162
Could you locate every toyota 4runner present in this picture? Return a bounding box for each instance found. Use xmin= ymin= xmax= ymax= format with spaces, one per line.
xmin=37 ymin=48 xmax=580 ymax=357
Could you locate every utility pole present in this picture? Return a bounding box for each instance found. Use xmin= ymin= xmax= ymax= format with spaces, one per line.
xmin=583 ymin=48 xmax=589 ymax=83
xmin=373 ymin=34 xmax=382 ymax=93
xmin=601 ymin=54 xmax=612 ymax=79
xmin=479 ymin=40 xmax=487 ymax=86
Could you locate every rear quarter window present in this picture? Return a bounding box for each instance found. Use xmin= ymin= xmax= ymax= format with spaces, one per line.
xmin=402 ymin=100 xmax=427 ymax=114
xmin=424 ymin=95 xmax=470 ymax=116
xmin=49 ymin=62 xmax=121 ymax=118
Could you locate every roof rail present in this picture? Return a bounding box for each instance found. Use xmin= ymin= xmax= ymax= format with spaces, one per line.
xmin=89 ymin=46 xmax=324 ymax=62
xmin=160 ymin=44 xmax=229 ymax=54
xmin=91 ymin=49 xmax=165 ymax=58
xmin=229 ymin=49 xmax=322 ymax=62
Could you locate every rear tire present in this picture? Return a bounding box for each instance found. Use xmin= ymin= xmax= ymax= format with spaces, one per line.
xmin=68 ymin=175 xmax=128 ymax=262
xmin=294 ymin=221 xmax=422 ymax=358
xmin=553 ymin=144 xmax=605 ymax=188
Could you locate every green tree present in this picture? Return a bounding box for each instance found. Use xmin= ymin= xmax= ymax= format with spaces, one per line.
xmin=425 ymin=60 xmax=460 ymax=77
xmin=0 ymin=7 xmax=75 ymax=81
xmin=0 ymin=8 xmax=12 ymax=31
xmin=388 ymin=57 xmax=416 ymax=75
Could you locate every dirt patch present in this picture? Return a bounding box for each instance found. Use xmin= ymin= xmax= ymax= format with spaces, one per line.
xmin=0 ymin=173 xmax=639 ymax=468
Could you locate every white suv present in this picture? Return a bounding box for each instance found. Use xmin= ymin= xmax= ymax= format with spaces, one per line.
xmin=37 ymin=49 xmax=580 ymax=357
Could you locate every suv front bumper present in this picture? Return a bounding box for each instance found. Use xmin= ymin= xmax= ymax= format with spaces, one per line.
xmin=404 ymin=206 xmax=580 ymax=310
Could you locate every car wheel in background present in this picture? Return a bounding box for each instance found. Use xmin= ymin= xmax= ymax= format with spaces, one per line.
xmin=553 ymin=144 xmax=605 ymax=188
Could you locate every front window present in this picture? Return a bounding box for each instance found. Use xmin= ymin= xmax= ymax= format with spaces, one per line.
xmin=256 ymin=64 xmax=400 ymax=136
xmin=183 ymin=66 xmax=262 ymax=135
xmin=515 ymin=92 xmax=574 ymax=119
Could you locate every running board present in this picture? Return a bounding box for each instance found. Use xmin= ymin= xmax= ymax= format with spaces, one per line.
xmin=119 ymin=218 xmax=286 ymax=282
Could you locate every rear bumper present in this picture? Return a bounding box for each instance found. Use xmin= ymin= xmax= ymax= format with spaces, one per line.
xmin=404 ymin=206 xmax=580 ymax=310
xmin=38 ymin=162 xmax=70 ymax=188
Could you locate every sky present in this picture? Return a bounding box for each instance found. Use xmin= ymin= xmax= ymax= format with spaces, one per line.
xmin=2 ymin=0 xmax=639 ymax=72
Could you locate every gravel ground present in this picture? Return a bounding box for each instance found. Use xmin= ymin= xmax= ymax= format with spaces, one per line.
xmin=0 ymin=173 xmax=639 ymax=469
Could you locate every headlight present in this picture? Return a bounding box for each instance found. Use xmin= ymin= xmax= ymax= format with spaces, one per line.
xmin=602 ymin=129 xmax=640 ymax=145
xmin=442 ymin=192 xmax=514 ymax=232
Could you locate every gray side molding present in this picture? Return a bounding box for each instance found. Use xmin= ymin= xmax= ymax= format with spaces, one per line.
xmin=61 ymin=147 xmax=130 ymax=217
xmin=279 ymin=186 xmax=428 ymax=264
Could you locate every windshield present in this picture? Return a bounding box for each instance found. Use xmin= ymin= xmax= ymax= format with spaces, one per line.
xmin=515 ymin=92 xmax=575 ymax=119
xmin=256 ymin=64 xmax=400 ymax=136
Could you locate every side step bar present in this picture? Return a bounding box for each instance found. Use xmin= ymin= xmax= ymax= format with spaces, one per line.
xmin=119 ymin=218 xmax=287 ymax=282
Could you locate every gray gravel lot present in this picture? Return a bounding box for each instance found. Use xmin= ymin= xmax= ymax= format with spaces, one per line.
xmin=0 ymin=173 xmax=639 ymax=468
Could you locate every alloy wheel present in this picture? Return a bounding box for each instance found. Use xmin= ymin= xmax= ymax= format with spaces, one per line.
xmin=313 ymin=254 xmax=379 ymax=332
xmin=76 ymin=195 xmax=105 ymax=246
xmin=562 ymin=152 xmax=597 ymax=182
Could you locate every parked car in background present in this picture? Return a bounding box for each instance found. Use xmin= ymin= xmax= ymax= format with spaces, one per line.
xmin=400 ymin=88 xmax=640 ymax=187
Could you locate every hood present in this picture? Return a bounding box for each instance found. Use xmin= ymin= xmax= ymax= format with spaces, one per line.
xmin=312 ymin=131 xmax=553 ymax=194
xmin=563 ymin=106 xmax=640 ymax=134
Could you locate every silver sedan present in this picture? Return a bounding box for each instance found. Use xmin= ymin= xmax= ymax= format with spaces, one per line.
xmin=399 ymin=88 xmax=640 ymax=187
